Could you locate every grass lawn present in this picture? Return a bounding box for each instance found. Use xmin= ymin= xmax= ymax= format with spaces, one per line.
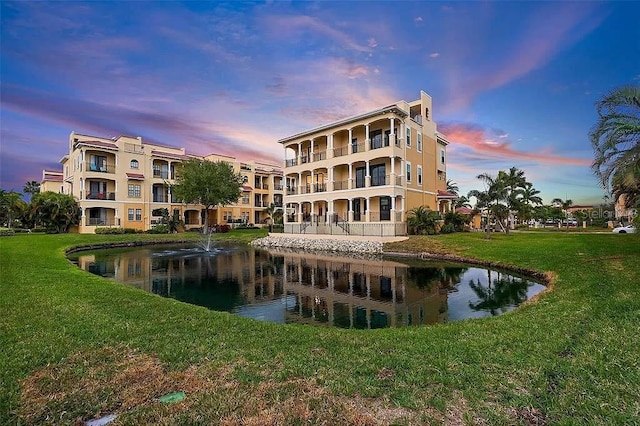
xmin=1 ymin=230 xmax=639 ymax=424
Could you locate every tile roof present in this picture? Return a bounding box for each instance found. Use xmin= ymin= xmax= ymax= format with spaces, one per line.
xmin=126 ymin=173 xmax=145 ymax=180
xmin=437 ymin=190 xmax=458 ymax=198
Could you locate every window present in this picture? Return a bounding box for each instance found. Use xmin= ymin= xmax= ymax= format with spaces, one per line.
xmin=370 ymin=130 xmax=384 ymax=149
xmin=128 ymin=208 xmax=134 ymax=221
xmin=130 ymin=159 xmax=139 ymax=169
xmin=440 ymin=148 xmax=446 ymax=164
xmin=417 ymin=165 xmax=423 ymax=185
xmin=351 ymin=138 xmax=358 ymax=153
xmin=417 ymin=133 xmax=422 ymax=152
xmin=370 ymin=164 xmax=386 ymax=186
xmin=128 ymin=184 xmax=141 ymax=198
xmin=406 ymin=162 xmax=412 ymax=182
xmin=135 ymin=209 xmax=142 ymax=221
xmin=355 ymin=167 xmax=366 ymax=188
xmin=406 ymin=128 xmax=411 ymax=147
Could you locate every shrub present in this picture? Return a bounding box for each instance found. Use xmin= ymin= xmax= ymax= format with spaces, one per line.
xmin=95 ymin=227 xmax=125 ymax=234
xmin=440 ymin=223 xmax=455 ymax=234
xmin=146 ymin=224 xmax=169 ymax=234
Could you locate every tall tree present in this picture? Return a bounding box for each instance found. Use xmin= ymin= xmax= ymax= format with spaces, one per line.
xmin=172 ymin=159 xmax=245 ymax=235
xmin=469 ymin=173 xmax=507 ymax=238
xmin=497 ymin=167 xmax=526 ymax=229
xmin=0 ymin=189 xmax=27 ymax=228
xmin=518 ymin=182 xmax=543 ymax=222
xmin=23 ymin=180 xmax=41 ymax=197
xmin=590 ymin=84 xmax=640 ymax=209
xmin=552 ymin=198 xmax=573 ymax=230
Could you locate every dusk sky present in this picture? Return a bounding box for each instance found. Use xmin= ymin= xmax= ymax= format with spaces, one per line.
xmin=2 ymin=1 xmax=639 ymax=205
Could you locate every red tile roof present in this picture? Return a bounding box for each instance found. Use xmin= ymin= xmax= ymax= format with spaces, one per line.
xmin=242 ymin=185 xmax=253 ymax=191
xmin=456 ymin=207 xmax=473 ymax=215
xmin=126 ymin=173 xmax=145 ymax=180
xmin=437 ymin=190 xmax=458 ymax=198
xmin=151 ymin=150 xmax=189 ymax=160
xmin=77 ymin=140 xmax=118 ymax=150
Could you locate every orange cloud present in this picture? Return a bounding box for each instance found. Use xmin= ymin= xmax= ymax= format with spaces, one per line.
xmin=440 ymin=122 xmax=592 ymax=166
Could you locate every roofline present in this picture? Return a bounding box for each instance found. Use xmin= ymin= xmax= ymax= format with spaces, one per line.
xmin=278 ymin=105 xmax=409 ymax=144
xmin=436 ymin=132 xmax=449 ymax=145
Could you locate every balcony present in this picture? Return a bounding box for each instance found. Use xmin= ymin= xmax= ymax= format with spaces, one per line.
xmin=333 ymin=180 xmax=348 ymax=190
xmin=313 ymin=183 xmax=327 ymax=193
xmin=286 ymin=187 xmax=297 ymax=195
xmin=262 ymin=184 xmax=269 ymax=190
xmin=86 ymin=218 xmax=118 ymax=226
xmin=153 ymin=170 xmax=169 ymax=179
xmin=285 ymin=159 xmax=298 ymax=167
xmin=315 ymin=151 xmax=326 ymax=161
xmin=86 ymin=162 xmax=115 ymax=173
xmin=333 ymin=146 xmax=348 ymax=157
xmin=274 ymin=201 xmax=283 ymax=207
xmin=371 ymin=175 xmax=391 ymax=187
xmin=274 ymin=184 xmax=283 ymax=191
xmin=87 ymin=192 xmax=116 ymax=200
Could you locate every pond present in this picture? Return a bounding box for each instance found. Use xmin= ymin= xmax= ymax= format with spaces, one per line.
xmin=68 ymin=243 xmax=546 ymax=329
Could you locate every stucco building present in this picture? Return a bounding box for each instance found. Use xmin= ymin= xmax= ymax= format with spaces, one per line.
xmin=53 ymin=132 xmax=282 ymax=233
xmin=278 ymin=90 xmax=452 ymax=236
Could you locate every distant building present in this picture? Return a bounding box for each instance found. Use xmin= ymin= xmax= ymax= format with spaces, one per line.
xmin=40 ymin=170 xmax=64 ymax=194
xmin=278 ymin=90 xmax=453 ymax=236
xmin=47 ymin=132 xmax=282 ymax=233
xmin=615 ymin=195 xmax=637 ymax=223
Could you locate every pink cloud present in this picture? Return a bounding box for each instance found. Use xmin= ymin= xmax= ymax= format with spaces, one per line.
xmin=440 ymin=122 xmax=592 ymax=166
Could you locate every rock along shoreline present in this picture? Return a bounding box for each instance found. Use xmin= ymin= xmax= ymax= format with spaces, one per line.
xmin=250 ymin=235 xmax=383 ymax=254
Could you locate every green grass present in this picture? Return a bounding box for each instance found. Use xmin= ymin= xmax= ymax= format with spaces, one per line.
xmin=2 ymin=230 xmax=639 ymax=424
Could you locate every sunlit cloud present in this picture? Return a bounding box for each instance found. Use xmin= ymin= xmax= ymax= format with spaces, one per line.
xmin=429 ymin=52 xmax=440 ymax=58
xmin=440 ymin=122 xmax=592 ymax=166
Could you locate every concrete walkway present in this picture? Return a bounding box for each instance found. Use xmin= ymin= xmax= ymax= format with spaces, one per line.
xmin=268 ymin=232 xmax=409 ymax=243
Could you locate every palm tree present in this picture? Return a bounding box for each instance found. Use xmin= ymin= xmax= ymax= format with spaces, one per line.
xmin=453 ymin=195 xmax=471 ymax=209
xmin=552 ymin=198 xmax=573 ymax=230
xmin=23 ymin=181 xmax=41 ymax=197
xmin=407 ymin=206 xmax=441 ymax=235
xmin=469 ymin=173 xmax=507 ymax=238
xmin=497 ymin=167 xmax=526 ymax=229
xmin=590 ymin=85 xmax=640 ymax=209
xmin=518 ymin=182 xmax=543 ymax=223
xmin=446 ymin=179 xmax=459 ymax=196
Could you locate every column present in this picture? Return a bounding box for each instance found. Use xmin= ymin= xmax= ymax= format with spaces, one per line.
xmin=391 ymin=197 xmax=396 ymax=222
xmin=328 ymin=166 xmax=334 ymax=191
xmin=390 ymin=156 xmax=396 ymax=186
xmin=326 ymin=200 xmax=333 ymax=224
xmin=310 ymin=139 xmax=315 ymax=162
xmin=389 ymin=117 xmax=395 ymax=146
xmin=365 ymin=196 xmax=371 ymax=222
xmin=365 ymin=124 xmax=370 ymax=151
xmin=310 ymin=201 xmax=315 ymax=222
xmin=327 ymin=134 xmax=334 ymax=159
xmin=348 ymin=163 xmax=353 ymax=189
xmin=348 ymin=198 xmax=354 ymax=222
xmin=310 ymin=170 xmax=315 ymax=193
xmin=297 ymin=143 xmax=302 ymax=164
xmin=297 ymin=202 xmax=303 ymax=223
xmin=365 ymin=160 xmax=371 ymax=187
xmin=348 ymin=128 xmax=353 ymax=155
xmin=298 ymin=172 xmax=303 ymax=194
xmin=283 ymin=204 xmax=288 ymax=223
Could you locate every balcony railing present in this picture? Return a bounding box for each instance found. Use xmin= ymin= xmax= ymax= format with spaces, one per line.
xmin=371 ymin=175 xmax=390 ymax=187
xmin=333 ymin=180 xmax=348 ymax=190
xmin=313 ymin=183 xmax=327 ymax=193
xmin=333 ymin=146 xmax=348 ymax=157
xmin=86 ymin=162 xmax=115 ymax=173
xmin=285 ymin=159 xmax=297 ymax=167
xmin=153 ymin=195 xmax=168 ymax=202
xmin=262 ymin=184 xmax=269 ymax=190
xmin=85 ymin=218 xmax=118 ymax=226
xmin=286 ymin=187 xmax=297 ymax=195
xmin=274 ymin=184 xmax=283 ymax=191
xmin=300 ymin=185 xmax=311 ymax=194
xmin=87 ymin=192 xmax=116 ymax=200
xmin=315 ymin=151 xmax=326 ymax=161
xmin=352 ymin=143 xmax=365 ymax=153
xmin=153 ymin=170 xmax=169 ymax=179
xmin=274 ymin=201 xmax=283 ymax=207
xmin=300 ymin=155 xmax=309 ymax=164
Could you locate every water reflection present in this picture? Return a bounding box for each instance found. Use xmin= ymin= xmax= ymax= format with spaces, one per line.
xmin=69 ymin=244 xmax=545 ymax=329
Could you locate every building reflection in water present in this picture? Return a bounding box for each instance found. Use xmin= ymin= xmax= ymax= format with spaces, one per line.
xmin=71 ymin=244 xmax=543 ymax=329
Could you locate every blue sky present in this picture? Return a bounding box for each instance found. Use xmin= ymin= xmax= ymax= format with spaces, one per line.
xmin=2 ymin=1 xmax=639 ymax=205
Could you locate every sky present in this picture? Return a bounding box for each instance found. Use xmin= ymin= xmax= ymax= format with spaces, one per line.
xmin=1 ymin=1 xmax=639 ymax=205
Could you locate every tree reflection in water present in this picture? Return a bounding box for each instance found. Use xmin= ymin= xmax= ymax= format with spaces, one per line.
xmin=468 ymin=273 xmax=531 ymax=315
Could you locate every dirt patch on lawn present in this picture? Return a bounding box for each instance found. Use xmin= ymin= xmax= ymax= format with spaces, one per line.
xmin=17 ymin=346 xmax=436 ymax=425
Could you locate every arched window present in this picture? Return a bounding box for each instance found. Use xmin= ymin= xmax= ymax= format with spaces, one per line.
xmin=130 ymin=159 xmax=139 ymax=169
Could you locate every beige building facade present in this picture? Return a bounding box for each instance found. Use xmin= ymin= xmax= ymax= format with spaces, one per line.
xmin=53 ymin=132 xmax=282 ymax=233
xmin=278 ymin=91 xmax=451 ymax=236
